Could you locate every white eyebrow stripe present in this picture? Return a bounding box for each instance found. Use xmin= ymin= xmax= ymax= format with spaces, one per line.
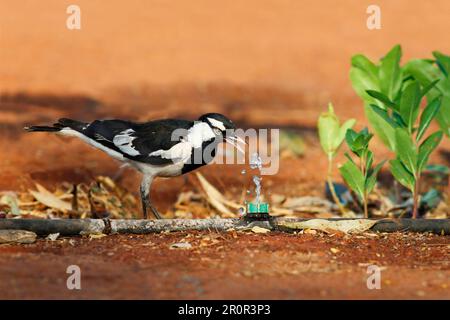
xmin=207 ymin=118 xmax=226 ymax=131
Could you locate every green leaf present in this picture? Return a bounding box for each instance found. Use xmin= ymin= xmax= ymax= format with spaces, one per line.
xmin=421 ymin=79 xmax=440 ymax=98
xmin=365 ymin=150 xmax=374 ymax=175
xmin=339 ymin=161 xmax=365 ymax=198
xmin=369 ymin=105 xmax=399 ymax=128
xmin=318 ymin=103 xmax=340 ymax=156
xmin=402 ymin=74 xmax=415 ymax=83
xmin=394 ymin=128 xmax=417 ymax=175
xmin=399 ymin=81 xmax=421 ymax=132
xmin=379 ymin=45 xmax=403 ymax=100
xmin=389 ymin=159 xmax=415 ymax=190
xmin=435 ymin=81 xmax=450 ymax=137
xmin=351 ymin=54 xmax=379 ymax=80
xmin=350 ymin=55 xmax=380 ymax=105
xmin=334 ymin=119 xmax=356 ymax=151
xmin=404 ymin=59 xmax=450 ymax=136
xmin=344 ymin=152 xmax=355 ymax=164
xmin=365 ymin=160 xmax=386 ymax=193
xmin=360 ymin=127 xmax=370 ymax=135
xmin=417 ymin=131 xmax=443 ymax=173
xmin=366 ymin=90 xmax=398 ymax=110
xmin=433 ymin=51 xmax=450 ymax=77
xmin=392 ymin=111 xmax=407 ymax=128
xmin=404 ymin=59 xmax=441 ymax=91
xmin=416 ymin=97 xmax=441 ymax=142
xmin=346 ymin=129 xmax=368 ymax=156
xmin=345 ymin=128 xmax=358 ymax=146
xmin=350 ymin=69 xmax=375 ymax=102
xmin=365 ymin=104 xmax=397 ymax=150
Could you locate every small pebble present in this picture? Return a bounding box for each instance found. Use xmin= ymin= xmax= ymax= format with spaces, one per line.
xmin=170 ymin=242 xmax=192 ymax=249
xmin=46 ymin=233 xmax=60 ymax=241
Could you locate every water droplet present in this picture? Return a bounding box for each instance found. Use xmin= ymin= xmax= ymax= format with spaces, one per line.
xmin=241 ymin=169 xmax=246 ymax=175
xmin=246 ymin=189 xmax=251 ymax=194
xmin=250 ymin=152 xmax=262 ymax=170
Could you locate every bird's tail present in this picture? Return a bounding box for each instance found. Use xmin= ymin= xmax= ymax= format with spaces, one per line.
xmin=24 ymin=125 xmax=62 ymax=132
xmin=24 ymin=118 xmax=87 ymax=133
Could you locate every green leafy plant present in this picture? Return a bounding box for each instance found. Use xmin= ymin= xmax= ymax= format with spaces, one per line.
xmin=318 ymin=103 xmax=356 ymax=214
xmin=367 ymin=80 xmax=443 ymax=218
xmin=350 ymin=45 xmax=449 ymax=149
xmin=339 ymin=128 xmax=385 ymax=218
xmin=404 ymin=51 xmax=450 ymax=137
xmin=350 ymin=45 xmax=404 ymax=150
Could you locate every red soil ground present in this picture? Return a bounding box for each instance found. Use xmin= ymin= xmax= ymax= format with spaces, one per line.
xmin=0 ymin=231 xmax=448 ymax=299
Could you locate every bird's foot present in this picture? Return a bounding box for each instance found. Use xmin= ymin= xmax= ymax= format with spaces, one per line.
xmin=150 ymin=205 xmax=163 ymax=219
xmin=141 ymin=198 xmax=163 ymax=220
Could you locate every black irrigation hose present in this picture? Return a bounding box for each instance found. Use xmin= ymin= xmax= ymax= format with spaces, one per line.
xmin=0 ymin=218 xmax=449 ymax=236
xmin=370 ymin=218 xmax=450 ymax=234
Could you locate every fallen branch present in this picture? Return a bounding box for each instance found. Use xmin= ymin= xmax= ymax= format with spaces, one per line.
xmin=0 ymin=218 xmax=449 ymax=236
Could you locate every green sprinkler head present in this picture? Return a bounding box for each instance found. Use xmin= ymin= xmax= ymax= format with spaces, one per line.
xmin=245 ymin=202 xmax=270 ymax=220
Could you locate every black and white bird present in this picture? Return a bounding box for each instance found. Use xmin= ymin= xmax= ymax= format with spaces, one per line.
xmin=25 ymin=113 xmax=245 ymax=219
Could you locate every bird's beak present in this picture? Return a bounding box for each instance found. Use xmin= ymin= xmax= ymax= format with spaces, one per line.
xmin=235 ymin=135 xmax=247 ymax=146
xmin=225 ymin=135 xmax=247 ymax=154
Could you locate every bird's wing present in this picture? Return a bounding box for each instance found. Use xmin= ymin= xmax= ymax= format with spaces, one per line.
xmin=147 ymin=141 xmax=193 ymax=163
xmin=83 ymin=119 xmax=194 ymax=165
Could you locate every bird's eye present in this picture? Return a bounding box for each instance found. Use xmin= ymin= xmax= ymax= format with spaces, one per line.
xmin=213 ymin=128 xmax=221 ymax=135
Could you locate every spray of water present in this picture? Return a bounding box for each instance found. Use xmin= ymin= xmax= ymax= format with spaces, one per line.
xmin=250 ymin=152 xmax=263 ymax=170
xmin=252 ymin=176 xmax=262 ymax=204
xmin=250 ymin=153 xmax=263 ymax=204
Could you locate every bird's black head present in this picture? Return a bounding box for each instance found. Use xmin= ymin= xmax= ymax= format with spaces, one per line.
xmin=198 ymin=113 xmax=236 ymax=135
xmin=198 ymin=113 xmax=245 ymax=152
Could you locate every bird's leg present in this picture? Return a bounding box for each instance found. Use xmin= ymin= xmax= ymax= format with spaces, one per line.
xmin=148 ymin=201 xmax=162 ymax=220
xmin=140 ymin=175 xmax=162 ymax=219
xmin=139 ymin=182 xmax=149 ymax=219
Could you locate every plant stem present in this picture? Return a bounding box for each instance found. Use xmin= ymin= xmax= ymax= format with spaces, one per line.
xmin=412 ymin=136 xmax=420 ymax=219
xmin=327 ymin=155 xmax=346 ymax=215
xmin=359 ymin=151 xmax=366 ymax=176
xmin=360 ymin=152 xmax=368 ymax=218
xmin=363 ymin=194 xmax=369 ymax=218
xmin=412 ymin=177 xmax=420 ymax=219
